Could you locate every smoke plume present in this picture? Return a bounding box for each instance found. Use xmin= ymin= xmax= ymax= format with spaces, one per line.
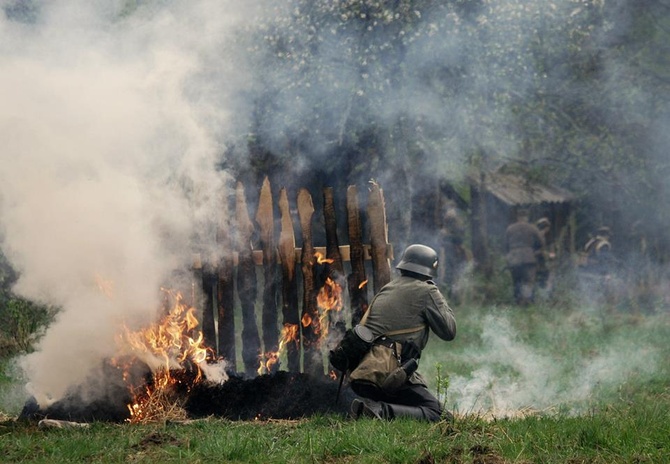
xmin=0 ymin=0 xmax=259 ymax=405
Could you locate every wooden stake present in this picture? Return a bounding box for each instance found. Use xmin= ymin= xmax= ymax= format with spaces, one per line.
xmin=200 ymin=261 xmax=217 ymax=354
xmin=216 ymin=226 xmax=236 ymax=366
xmin=298 ymin=188 xmax=321 ymax=376
xmin=346 ymin=185 xmax=368 ymax=325
xmin=367 ymin=180 xmax=392 ymax=294
xmin=323 ymin=187 xmax=344 ymax=274
xmin=235 ymin=181 xmax=261 ymax=377
xmin=278 ymin=187 xmax=300 ymax=373
xmin=323 ymin=187 xmax=346 ymax=352
xmin=256 ymin=176 xmax=279 ymax=366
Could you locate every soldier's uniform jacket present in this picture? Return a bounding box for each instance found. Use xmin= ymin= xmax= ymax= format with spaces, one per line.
xmin=362 ymin=275 xmax=456 ymax=386
xmin=505 ymin=221 xmax=545 ymax=267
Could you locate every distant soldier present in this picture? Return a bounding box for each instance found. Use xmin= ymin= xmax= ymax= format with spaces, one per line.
xmin=504 ymin=209 xmax=545 ymax=305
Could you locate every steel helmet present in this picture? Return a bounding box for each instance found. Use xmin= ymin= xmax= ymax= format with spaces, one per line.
xmin=396 ymin=244 xmax=438 ymax=278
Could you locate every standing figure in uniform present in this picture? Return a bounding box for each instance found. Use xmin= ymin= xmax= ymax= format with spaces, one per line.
xmin=349 ymin=244 xmax=457 ymax=422
xmin=504 ymin=209 xmax=545 ymax=305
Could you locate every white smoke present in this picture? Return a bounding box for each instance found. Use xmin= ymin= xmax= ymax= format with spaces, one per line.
xmin=0 ymin=0 xmax=260 ymax=405
xmin=439 ymin=313 xmax=662 ymax=417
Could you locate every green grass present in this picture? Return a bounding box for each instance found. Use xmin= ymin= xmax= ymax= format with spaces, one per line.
xmin=1 ymin=396 xmax=668 ymax=463
xmin=1 ymin=303 xmax=669 ymax=463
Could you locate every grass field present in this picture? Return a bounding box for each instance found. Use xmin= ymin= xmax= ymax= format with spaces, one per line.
xmin=1 ymin=301 xmax=669 ymax=463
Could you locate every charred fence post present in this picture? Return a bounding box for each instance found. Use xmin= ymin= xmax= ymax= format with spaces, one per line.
xmin=297 ymin=188 xmax=321 ymax=376
xmin=256 ymin=176 xmax=279 ymax=370
xmin=200 ymin=179 xmax=390 ymax=377
xmin=200 ymin=257 xmax=218 ymax=353
xmin=216 ymin=228 xmax=236 ymax=366
xmin=322 ymin=187 xmax=346 ymax=353
xmin=235 ymin=182 xmax=261 ymax=377
xmin=346 ymin=186 xmax=368 ymax=325
xmin=368 ymin=180 xmax=392 ymax=293
xmin=278 ymin=187 xmax=300 ymax=373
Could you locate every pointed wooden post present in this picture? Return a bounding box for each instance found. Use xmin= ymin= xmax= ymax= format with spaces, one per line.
xmin=322 ymin=187 xmax=346 ymax=352
xmin=216 ymin=226 xmax=236 ymax=367
xmin=346 ymin=186 xmax=368 ymax=325
xmin=256 ymin=177 xmax=279 ymax=369
xmin=368 ymin=180 xmax=392 ymax=294
xmin=323 ymin=187 xmax=344 ymax=274
xmin=200 ymin=256 xmax=218 ymax=353
xmin=235 ymin=181 xmax=261 ymax=377
xmin=298 ymin=188 xmax=321 ymax=376
xmin=278 ymin=187 xmax=300 ymax=373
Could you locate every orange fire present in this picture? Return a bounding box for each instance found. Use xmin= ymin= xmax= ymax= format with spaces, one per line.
xmin=316 ymin=276 xmax=343 ymax=339
xmin=113 ymin=289 xmax=219 ymax=423
xmin=257 ymin=323 xmax=300 ymax=375
xmin=314 ymin=251 xmax=334 ymax=265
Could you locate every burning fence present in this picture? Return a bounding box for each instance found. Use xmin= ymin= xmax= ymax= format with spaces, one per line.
xmin=22 ymin=179 xmax=391 ymax=423
xmin=199 ymin=179 xmax=392 ymax=378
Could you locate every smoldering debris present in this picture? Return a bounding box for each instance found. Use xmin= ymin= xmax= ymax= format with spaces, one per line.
xmin=20 ymin=370 xmax=356 ymax=423
xmin=186 ymin=371 xmax=356 ymax=420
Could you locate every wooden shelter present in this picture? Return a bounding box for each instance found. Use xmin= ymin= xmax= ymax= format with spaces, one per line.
xmin=469 ymin=170 xmax=576 ymax=266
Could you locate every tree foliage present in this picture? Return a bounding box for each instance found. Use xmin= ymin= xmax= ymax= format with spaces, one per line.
xmin=238 ymin=0 xmax=669 ymax=258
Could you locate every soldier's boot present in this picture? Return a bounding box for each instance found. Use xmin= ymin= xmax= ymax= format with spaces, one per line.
xmin=385 ymin=403 xmax=440 ymax=422
xmin=350 ymin=398 xmax=388 ymax=420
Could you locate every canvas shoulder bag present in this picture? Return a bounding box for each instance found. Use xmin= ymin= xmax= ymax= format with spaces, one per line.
xmin=348 ymin=311 xmax=425 ymax=396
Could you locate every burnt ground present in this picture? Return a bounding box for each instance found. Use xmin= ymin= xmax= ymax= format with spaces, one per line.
xmin=20 ymin=369 xmax=357 ymax=423
xmin=187 ymin=371 xmax=356 ymax=421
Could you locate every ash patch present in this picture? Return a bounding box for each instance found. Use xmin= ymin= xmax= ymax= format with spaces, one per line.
xmin=21 ymin=370 xmax=357 ymax=423
xmin=185 ymin=371 xmax=356 ymax=420
xmin=20 ymin=382 xmax=131 ymax=423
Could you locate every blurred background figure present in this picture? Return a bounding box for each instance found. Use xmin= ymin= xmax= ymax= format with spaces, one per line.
xmin=504 ymin=208 xmax=545 ymax=306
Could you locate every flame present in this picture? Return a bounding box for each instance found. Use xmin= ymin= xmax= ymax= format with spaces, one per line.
xmin=316 ymin=276 xmax=343 ymax=339
xmin=314 ymin=251 xmax=334 ymax=265
xmin=358 ymin=279 xmax=368 ymax=289
xmin=257 ymin=323 xmax=300 ymax=375
xmin=113 ymin=289 xmax=216 ymax=423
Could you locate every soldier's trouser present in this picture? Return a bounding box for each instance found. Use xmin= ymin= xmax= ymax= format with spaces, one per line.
xmin=366 ymin=383 xmax=445 ymax=422
xmin=510 ymin=263 xmax=537 ymax=304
